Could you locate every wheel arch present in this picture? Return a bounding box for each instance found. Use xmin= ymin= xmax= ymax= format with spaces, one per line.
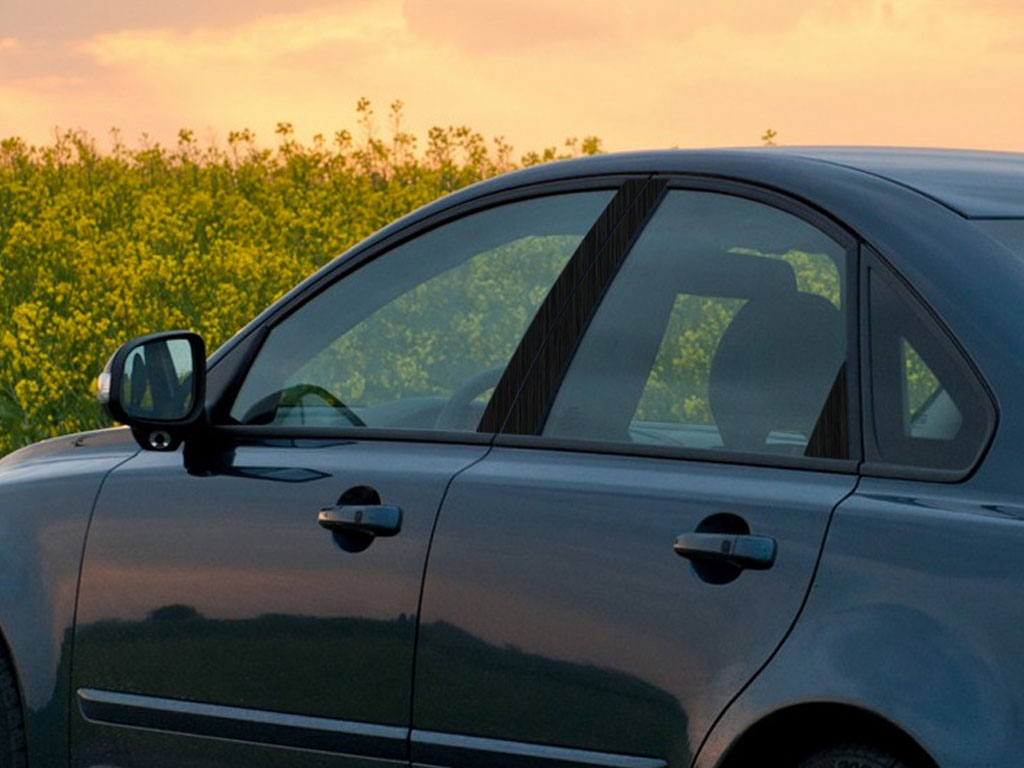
xmin=0 ymin=619 xmax=28 ymax=760
xmin=713 ymin=702 xmax=940 ymax=768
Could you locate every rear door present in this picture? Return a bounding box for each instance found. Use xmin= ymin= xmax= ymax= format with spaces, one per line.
xmin=412 ymin=183 xmax=861 ymax=768
xmin=70 ymin=186 xmax=623 ymax=767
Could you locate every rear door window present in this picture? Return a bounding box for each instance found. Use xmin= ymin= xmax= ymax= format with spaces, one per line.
xmin=542 ymin=189 xmax=852 ymax=461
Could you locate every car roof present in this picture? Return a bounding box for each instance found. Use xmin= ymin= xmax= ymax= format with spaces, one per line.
xmin=773 ymin=147 xmax=1024 ymax=218
xmin=421 ymin=147 xmax=1024 ymax=220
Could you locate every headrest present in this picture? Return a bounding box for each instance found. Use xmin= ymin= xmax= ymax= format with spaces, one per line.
xmin=637 ymin=250 xmax=798 ymax=301
xmin=709 ymin=292 xmax=844 ymax=453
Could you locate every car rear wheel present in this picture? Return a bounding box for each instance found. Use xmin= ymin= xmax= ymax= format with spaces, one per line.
xmin=797 ymin=743 xmax=910 ymax=768
xmin=0 ymin=651 xmax=25 ymax=768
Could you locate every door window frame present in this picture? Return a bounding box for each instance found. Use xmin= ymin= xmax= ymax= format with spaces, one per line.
xmin=494 ymin=176 xmax=863 ymax=474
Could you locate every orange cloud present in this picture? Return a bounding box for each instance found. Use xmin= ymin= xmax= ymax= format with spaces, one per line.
xmin=1 ymin=0 xmax=1022 ymax=152
xmin=402 ymin=0 xmax=625 ymax=53
xmin=77 ymin=3 xmax=402 ymax=67
xmin=956 ymin=0 xmax=1024 ymax=15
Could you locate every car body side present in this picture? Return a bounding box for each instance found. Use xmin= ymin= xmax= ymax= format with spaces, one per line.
xmin=696 ymin=476 xmax=1024 ymax=768
xmin=685 ymin=157 xmax=1024 ymax=767
xmin=0 ymin=429 xmax=138 ymax=763
xmin=0 ymin=150 xmax=1023 ymax=766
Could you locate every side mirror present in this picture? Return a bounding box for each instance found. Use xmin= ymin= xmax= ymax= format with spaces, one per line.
xmin=97 ymin=331 xmax=206 ymax=451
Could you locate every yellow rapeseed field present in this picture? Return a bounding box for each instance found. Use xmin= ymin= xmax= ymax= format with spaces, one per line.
xmin=0 ymin=102 xmax=601 ymax=453
xmin=0 ymin=103 xmax=930 ymax=455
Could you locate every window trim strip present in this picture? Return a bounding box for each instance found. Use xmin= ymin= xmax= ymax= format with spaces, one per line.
xmin=492 ymin=434 xmax=859 ymax=474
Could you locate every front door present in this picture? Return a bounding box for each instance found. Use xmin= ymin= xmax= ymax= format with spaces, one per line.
xmin=412 ymin=185 xmax=861 ymax=767
xmin=70 ymin=187 xmax=619 ymax=767
xmin=75 ymin=441 xmax=482 ymax=767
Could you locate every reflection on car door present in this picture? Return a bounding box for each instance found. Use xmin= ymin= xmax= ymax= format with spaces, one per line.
xmin=73 ymin=442 xmax=486 ymax=768
xmin=412 ymin=185 xmax=861 ymax=768
xmin=69 ymin=187 xmax=622 ymax=767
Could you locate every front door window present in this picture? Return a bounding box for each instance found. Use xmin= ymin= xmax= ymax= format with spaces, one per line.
xmin=230 ymin=191 xmax=614 ymax=431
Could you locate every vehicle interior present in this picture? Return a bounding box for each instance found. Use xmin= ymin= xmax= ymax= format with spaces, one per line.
xmin=543 ymin=250 xmax=847 ymax=457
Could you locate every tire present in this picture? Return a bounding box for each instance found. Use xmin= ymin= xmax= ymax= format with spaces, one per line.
xmin=0 ymin=651 xmax=25 ymax=768
xmin=797 ymin=743 xmax=909 ymax=768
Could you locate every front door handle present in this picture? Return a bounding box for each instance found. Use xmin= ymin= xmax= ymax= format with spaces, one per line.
xmin=673 ymin=532 xmax=776 ymax=570
xmin=318 ymin=504 xmax=402 ymax=537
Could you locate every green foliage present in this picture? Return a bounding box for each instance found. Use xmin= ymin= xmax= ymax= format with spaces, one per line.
xmin=0 ymin=103 xmax=930 ymax=455
xmin=0 ymin=101 xmax=601 ymax=453
xmin=904 ymin=339 xmax=941 ymax=417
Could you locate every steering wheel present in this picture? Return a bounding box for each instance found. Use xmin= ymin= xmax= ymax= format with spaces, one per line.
xmin=434 ymin=365 xmax=505 ymax=430
xmin=271 ymin=383 xmax=366 ymax=427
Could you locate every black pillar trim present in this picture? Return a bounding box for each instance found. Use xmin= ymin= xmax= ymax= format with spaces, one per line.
xmin=480 ymin=177 xmax=668 ymax=436
xmin=805 ymin=362 xmax=849 ymax=459
xmin=477 ymin=178 xmax=650 ymax=433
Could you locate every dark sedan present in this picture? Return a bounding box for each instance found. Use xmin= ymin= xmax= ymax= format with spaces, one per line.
xmin=2 ymin=148 xmax=1023 ymax=768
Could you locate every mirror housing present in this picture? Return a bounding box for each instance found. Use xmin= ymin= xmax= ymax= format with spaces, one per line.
xmin=98 ymin=331 xmax=207 ymax=451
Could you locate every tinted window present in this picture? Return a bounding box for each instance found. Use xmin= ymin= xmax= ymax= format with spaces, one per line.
xmin=230 ymin=192 xmax=614 ymax=431
xmin=543 ymin=190 xmax=849 ymax=459
xmin=867 ymin=267 xmax=992 ymax=471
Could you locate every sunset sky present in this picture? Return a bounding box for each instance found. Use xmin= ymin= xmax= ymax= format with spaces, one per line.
xmin=2 ymin=0 xmax=1023 ymax=154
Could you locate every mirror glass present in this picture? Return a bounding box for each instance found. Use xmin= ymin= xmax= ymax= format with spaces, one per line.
xmin=119 ymin=338 xmax=196 ymax=421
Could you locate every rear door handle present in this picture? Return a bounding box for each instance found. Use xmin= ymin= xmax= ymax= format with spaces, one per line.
xmin=318 ymin=504 xmax=402 ymax=537
xmin=673 ymin=532 xmax=776 ymax=570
